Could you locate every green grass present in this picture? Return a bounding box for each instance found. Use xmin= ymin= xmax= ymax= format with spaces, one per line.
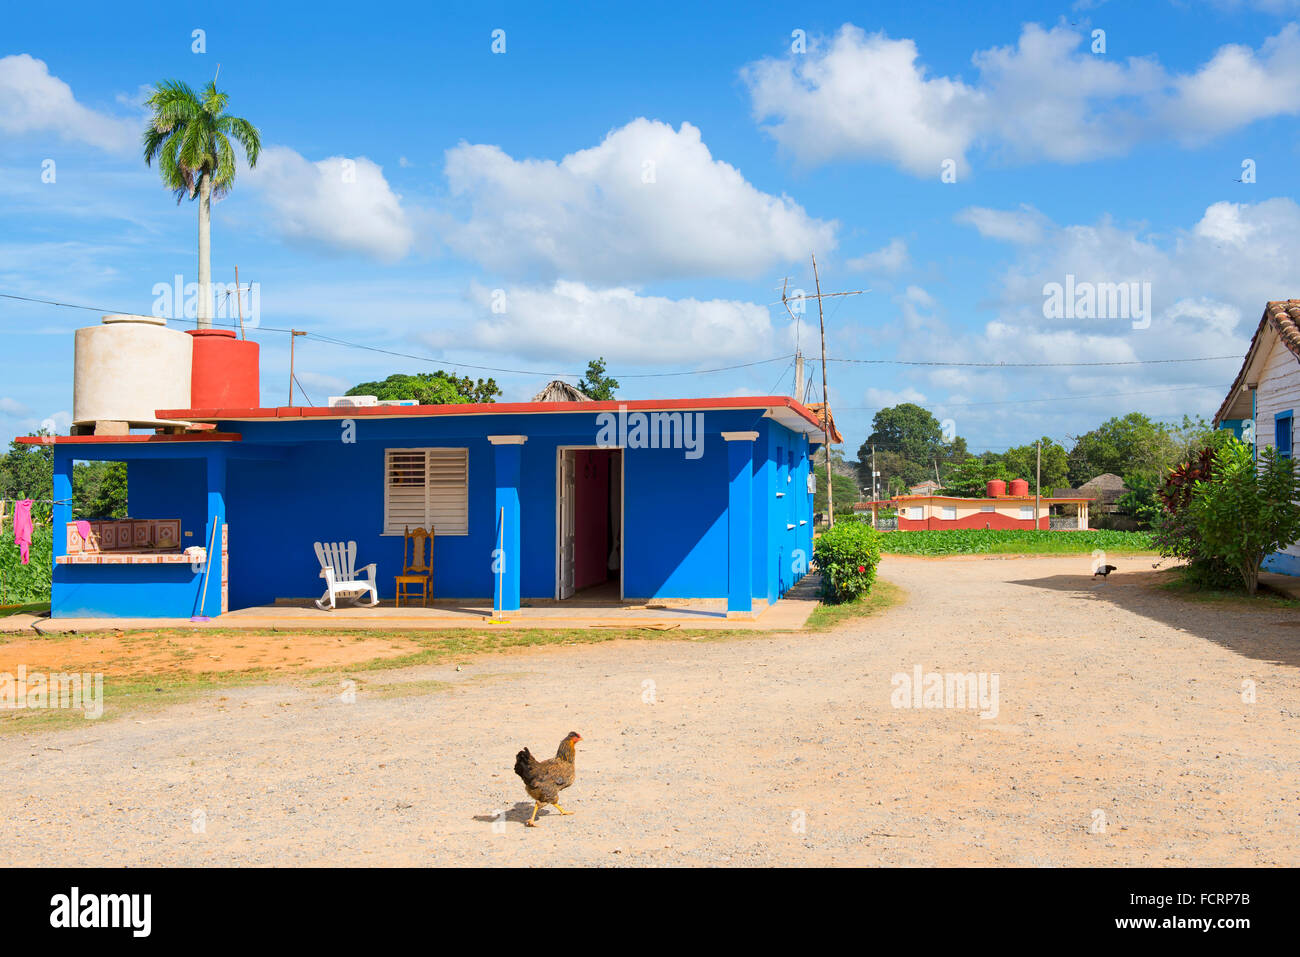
xmin=1155 ymin=570 xmax=1300 ymax=608
xmin=878 ymin=529 xmax=1156 ymax=556
xmin=0 ymin=625 xmax=752 ymax=736
xmin=0 ymin=586 xmax=913 ymax=735
xmin=805 ymin=579 xmax=906 ymax=631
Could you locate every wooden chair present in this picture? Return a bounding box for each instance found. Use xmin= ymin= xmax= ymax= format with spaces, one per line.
xmin=313 ymin=541 xmax=378 ymax=610
xmin=395 ymin=526 xmax=434 ymax=607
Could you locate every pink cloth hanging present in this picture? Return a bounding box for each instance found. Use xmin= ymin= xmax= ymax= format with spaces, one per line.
xmin=13 ymin=500 xmax=33 ymax=565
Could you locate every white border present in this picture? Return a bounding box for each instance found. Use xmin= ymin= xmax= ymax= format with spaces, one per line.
xmin=554 ymin=445 xmax=625 ymax=601
xmin=380 ymin=446 xmax=470 ymax=536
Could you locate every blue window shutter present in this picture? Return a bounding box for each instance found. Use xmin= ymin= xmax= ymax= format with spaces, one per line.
xmin=1277 ymin=411 xmax=1294 ymax=459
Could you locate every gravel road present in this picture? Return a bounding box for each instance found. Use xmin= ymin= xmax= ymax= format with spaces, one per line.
xmin=2 ymin=554 xmax=1297 ymax=866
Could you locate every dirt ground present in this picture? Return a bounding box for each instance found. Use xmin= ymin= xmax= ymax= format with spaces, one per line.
xmin=0 ymin=630 xmax=420 ymax=675
xmin=1 ymin=554 xmax=1297 ymax=867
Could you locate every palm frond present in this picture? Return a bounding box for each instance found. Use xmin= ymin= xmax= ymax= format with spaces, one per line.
xmin=217 ymin=115 xmax=261 ymax=167
xmin=143 ymin=78 xmax=259 ymax=204
xmin=144 ymin=80 xmax=201 ymax=131
xmin=211 ymin=132 xmax=237 ymax=197
xmin=159 ymin=132 xmax=193 ymax=202
xmin=201 ymin=80 xmax=229 ymax=116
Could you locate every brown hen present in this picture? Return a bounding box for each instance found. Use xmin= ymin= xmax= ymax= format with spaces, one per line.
xmin=514 ymin=731 xmax=581 ymax=827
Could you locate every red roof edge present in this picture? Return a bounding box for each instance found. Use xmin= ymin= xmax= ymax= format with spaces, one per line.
xmin=16 ymin=432 xmax=243 ymax=446
xmin=154 ymin=395 xmax=826 ymax=431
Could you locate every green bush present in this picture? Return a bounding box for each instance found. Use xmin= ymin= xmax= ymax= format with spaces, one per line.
xmin=1187 ymin=442 xmax=1300 ymax=595
xmin=878 ymin=528 xmax=1154 ymax=555
xmin=0 ymin=524 xmax=52 ymax=606
xmin=813 ymin=521 xmax=882 ymax=603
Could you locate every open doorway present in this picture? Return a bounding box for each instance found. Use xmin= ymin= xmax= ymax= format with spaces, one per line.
xmin=556 ymin=447 xmax=622 ymax=600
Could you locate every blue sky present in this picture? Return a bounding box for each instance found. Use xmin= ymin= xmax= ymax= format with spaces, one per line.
xmin=3 ymin=0 xmax=1299 ymax=456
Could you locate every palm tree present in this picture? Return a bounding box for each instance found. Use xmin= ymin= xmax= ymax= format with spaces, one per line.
xmin=143 ymin=80 xmax=260 ymax=329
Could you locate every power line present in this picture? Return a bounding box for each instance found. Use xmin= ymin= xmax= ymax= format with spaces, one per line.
xmin=767 ymin=356 xmax=795 ymax=395
xmin=837 ymin=383 xmax=1214 ymax=412
xmin=827 ymin=355 xmax=1239 ymax=368
xmin=0 ymin=292 xmax=793 ymax=380
xmin=0 ymin=291 xmax=1243 ymax=378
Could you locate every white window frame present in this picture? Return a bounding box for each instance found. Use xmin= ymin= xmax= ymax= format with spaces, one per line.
xmin=907 ymin=506 xmax=924 ymax=520
xmin=383 ymin=447 xmax=469 ymax=536
xmin=1019 ymin=505 xmax=1035 ymax=520
xmin=941 ymin=506 xmax=957 ymax=520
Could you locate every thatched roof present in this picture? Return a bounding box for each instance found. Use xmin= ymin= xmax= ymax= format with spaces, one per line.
xmin=532 ymin=380 xmax=593 ymax=402
xmin=1079 ymin=473 xmax=1127 ymax=493
xmin=1074 ymin=473 xmax=1129 ymax=508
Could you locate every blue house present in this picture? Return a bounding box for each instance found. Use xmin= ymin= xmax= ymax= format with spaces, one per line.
xmin=26 ymin=395 xmax=825 ymax=619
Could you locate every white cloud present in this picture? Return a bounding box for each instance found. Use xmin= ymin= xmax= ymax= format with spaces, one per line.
xmin=743 ymin=23 xmax=1300 ymax=174
xmin=861 ymin=385 xmax=929 ymax=410
xmin=743 ymin=27 xmax=979 ymax=175
xmin=847 ymin=238 xmax=909 ymax=274
xmin=441 ymin=118 xmax=836 ymax=282
xmin=0 ymin=398 xmax=31 ymax=417
xmin=37 ymin=410 xmax=71 ymax=434
xmin=955 ymin=205 xmax=1051 ymax=244
xmin=248 ymin=147 xmax=415 ymax=262
xmin=1163 ymin=25 xmax=1300 ymax=139
xmin=1193 ymin=200 xmax=1260 ymax=246
xmin=423 ymin=280 xmax=776 ymax=364
xmin=902 ymin=198 xmax=1300 ymax=424
xmin=0 ymin=54 xmax=138 ymax=154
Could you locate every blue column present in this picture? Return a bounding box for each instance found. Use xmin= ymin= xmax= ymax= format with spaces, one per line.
xmin=724 ymin=431 xmax=757 ymax=617
xmin=489 ymin=436 xmax=526 ymax=611
xmin=50 ymin=450 xmax=73 ymax=617
xmin=52 ymin=449 xmax=72 ymax=562
xmin=198 ymin=449 xmax=227 ymax=618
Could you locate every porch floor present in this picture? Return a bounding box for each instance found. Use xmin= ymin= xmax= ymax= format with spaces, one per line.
xmin=27 ymin=576 xmax=822 ymax=634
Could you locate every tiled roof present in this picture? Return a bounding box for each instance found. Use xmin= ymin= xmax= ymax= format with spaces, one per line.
xmin=804 ymin=402 xmax=844 ymax=444
xmin=1215 ymin=300 xmax=1300 ymax=425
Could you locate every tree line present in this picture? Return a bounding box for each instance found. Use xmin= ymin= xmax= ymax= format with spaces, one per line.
xmin=834 ymin=402 xmax=1221 ymax=512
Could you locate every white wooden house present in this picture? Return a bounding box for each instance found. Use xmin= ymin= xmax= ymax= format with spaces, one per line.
xmin=1214 ymin=300 xmax=1300 ymax=574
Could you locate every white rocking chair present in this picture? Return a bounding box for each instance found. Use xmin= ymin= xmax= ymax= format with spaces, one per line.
xmin=313 ymin=541 xmax=379 ymax=610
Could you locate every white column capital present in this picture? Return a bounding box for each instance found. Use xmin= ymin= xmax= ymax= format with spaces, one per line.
xmin=487 ymin=434 xmax=528 ymax=445
xmin=721 ymin=431 xmax=759 ymax=442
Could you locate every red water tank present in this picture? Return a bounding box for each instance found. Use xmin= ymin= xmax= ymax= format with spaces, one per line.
xmin=987 ymin=479 xmax=1007 ymax=498
xmin=1009 ymin=478 xmax=1030 ymax=497
xmin=187 ymin=329 xmax=260 ymax=409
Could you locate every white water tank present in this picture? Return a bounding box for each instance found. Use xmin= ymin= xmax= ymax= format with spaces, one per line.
xmin=73 ymin=315 xmax=194 ymax=427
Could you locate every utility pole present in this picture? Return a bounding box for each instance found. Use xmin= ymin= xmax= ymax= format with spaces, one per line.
xmin=872 ymin=444 xmax=877 ymax=501
xmin=234 ymin=266 xmax=246 ymax=340
xmin=1035 ymin=439 xmax=1042 ymax=529
xmin=793 ymin=352 xmax=804 ymax=400
xmin=812 ymin=254 xmax=833 ymax=526
xmin=288 ymin=329 xmax=306 ymax=406
xmin=871 ymin=443 xmax=879 ymax=528
xmin=781 ymin=257 xmax=865 ymax=529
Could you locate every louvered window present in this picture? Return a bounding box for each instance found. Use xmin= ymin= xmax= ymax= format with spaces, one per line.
xmin=384 ymin=448 xmax=469 ymax=535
